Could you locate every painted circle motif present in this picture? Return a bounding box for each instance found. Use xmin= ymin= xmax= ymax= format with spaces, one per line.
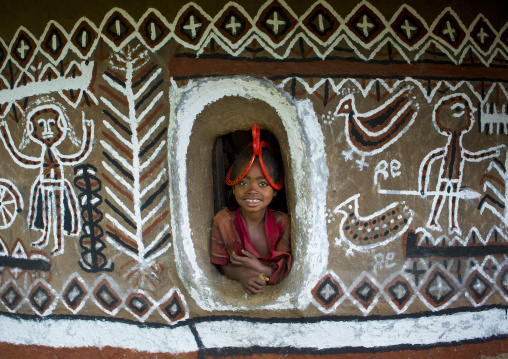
xmin=0 ymin=184 xmax=20 ymax=229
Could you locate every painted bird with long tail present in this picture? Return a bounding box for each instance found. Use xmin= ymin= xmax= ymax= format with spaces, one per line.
xmin=334 ymin=88 xmax=418 ymax=168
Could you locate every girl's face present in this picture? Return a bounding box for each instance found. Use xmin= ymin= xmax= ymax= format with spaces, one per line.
xmin=233 ymin=159 xmax=277 ymax=216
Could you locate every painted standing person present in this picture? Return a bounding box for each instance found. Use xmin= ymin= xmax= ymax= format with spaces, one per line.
xmin=419 ymin=93 xmax=504 ymax=235
xmin=210 ymin=125 xmax=291 ymax=295
xmin=0 ymin=97 xmax=94 ymax=255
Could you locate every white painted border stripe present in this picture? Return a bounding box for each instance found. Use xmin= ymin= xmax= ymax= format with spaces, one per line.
xmin=0 ymin=316 xmax=198 ymax=353
xmin=196 ymin=309 xmax=508 ymax=349
xmin=1 ymin=308 xmax=507 ymax=352
xmin=0 ymin=62 xmax=94 ymax=103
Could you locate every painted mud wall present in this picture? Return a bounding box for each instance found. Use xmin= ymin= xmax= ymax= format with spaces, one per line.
xmin=0 ymin=0 xmax=507 ymax=356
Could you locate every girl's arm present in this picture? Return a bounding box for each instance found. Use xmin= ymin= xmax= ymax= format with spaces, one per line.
xmin=229 ymin=250 xmax=275 ymax=278
xmin=220 ymin=262 xmax=267 ymax=295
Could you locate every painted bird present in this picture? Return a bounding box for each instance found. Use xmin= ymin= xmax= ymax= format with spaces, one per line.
xmin=333 ymin=194 xmax=413 ymax=256
xmin=334 ymin=88 xmax=418 ymax=165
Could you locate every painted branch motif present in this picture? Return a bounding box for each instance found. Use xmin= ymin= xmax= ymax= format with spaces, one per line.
xmin=100 ymin=45 xmax=171 ymax=288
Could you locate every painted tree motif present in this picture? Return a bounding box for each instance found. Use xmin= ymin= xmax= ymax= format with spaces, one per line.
xmin=479 ymin=154 xmax=508 ymax=226
xmin=100 ymin=45 xmax=170 ymax=286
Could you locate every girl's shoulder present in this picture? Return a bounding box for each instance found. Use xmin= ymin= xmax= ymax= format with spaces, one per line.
xmin=213 ymin=208 xmax=236 ymax=223
xmin=213 ymin=208 xmax=233 ymax=223
xmin=271 ymin=209 xmax=290 ymax=225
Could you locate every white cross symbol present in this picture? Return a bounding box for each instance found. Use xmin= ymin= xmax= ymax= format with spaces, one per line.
xmin=184 ymin=15 xmax=202 ymax=39
xmin=429 ymin=276 xmax=450 ymax=300
xmin=320 ymin=283 xmax=336 ymax=300
xmin=17 ymin=40 xmax=30 ymax=59
xmin=476 ymin=27 xmax=489 ymax=44
xmin=400 ymin=19 xmax=416 ymax=39
xmin=225 ymin=16 xmax=242 ymax=36
xmin=356 ymin=15 xmax=374 ymax=37
xmin=442 ymin=21 xmax=457 ymax=42
xmin=266 ymin=11 xmax=286 ymax=35
xmin=5 ymin=290 xmax=17 ymax=304
xmin=392 ymin=283 xmax=407 ymax=299
xmin=472 ymin=278 xmax=486 ymax=294
xmin=33 ymin=290 xmax=48 ymax=307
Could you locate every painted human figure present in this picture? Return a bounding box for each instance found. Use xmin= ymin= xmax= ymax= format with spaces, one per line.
xmin=0 ymin=101 xmax=94 ymax=255
xmin=419 ymin=93 xmax=503 ymax=235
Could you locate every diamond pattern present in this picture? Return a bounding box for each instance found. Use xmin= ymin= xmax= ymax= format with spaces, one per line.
xmin=471 ymin=18 xmax=495 ymax=52
xmin=385 ymin=275 xmax=413 ymax=310
xmin=420 ymin=267 xmax=458 ymax=308
xmin=62 ymin=275 xmax=88 ymax=313
xmin=0 ymin=3 xmax=501 ymax=72
xmin=346 ymin=5 xmax=385 ymax=44
xmin=466 ymin=270 xmax=492 ymax=305
xmin=303 ymin=4 xmax=340 ymax=43
xmin=432 ymin=11 xmax=465 ymax=49
xmin=41 ymin=23 xmax=68 ymax=61
xmin=1 ymin=281 xmax=23 ymax=311
xmin=391 ymin=8 xmax=427 ymax=46
xmin=10 ymin=29 xmax=37 ymax=68
xmin=312 ymin=273 xmax=345 ymax=311
xmin=139 ymin=10 xmax=171 ymax=49
xmin=257 ymin=1 xmax=296 ymax=44
xmin=29 ymin=280 xmax=56 ymax=315
xmin=159 ymin=290 xmax=186 ymax=323
xmin=350 ymin=275 xmax=379 ymax=311
xmin=102 ymin=11 xmax=135 ymax=48
xmin=125 ymin=291 xmax=154 ymax=321
xmin=175 ymin=6 xmax=210 ymax=45
xmin=93 ymin=278 xmax=122 ymax=314
xmin=71 ymin=19 xmax=98 ymax=57
xmin=216 ymin=6 xmax=251 ymax=44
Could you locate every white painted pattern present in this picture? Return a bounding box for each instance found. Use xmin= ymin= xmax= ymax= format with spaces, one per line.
xmin=0 ymin=307 xmax=507 ymax=352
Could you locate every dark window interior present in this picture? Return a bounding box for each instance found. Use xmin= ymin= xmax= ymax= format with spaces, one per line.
xmin=213 ymin=129 xmax=288 ymax=215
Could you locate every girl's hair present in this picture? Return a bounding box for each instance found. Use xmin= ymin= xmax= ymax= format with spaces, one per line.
xmin=231 ymin=147 xmax=281 ymax=184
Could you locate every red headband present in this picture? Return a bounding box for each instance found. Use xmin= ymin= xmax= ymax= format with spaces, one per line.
xmin=225 ymin=125 xmax=283 ymax=190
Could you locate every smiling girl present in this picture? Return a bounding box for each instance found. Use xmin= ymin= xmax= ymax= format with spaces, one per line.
xmin=210 ymin=125 xmax=291 ymax=295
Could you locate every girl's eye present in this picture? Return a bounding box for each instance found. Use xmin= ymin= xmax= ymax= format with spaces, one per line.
xmin=259 ymin=181 xmax=268 ymax=187
xmin=239 ymin=181 xmax=247 ymax=186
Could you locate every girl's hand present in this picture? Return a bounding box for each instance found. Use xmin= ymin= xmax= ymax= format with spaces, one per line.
xmin=237 ymin=268 xmax=266 ymax=295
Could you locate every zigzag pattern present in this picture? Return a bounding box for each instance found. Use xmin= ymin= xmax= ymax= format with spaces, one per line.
xmin=0 ymin=0 xmax=506 ymax=72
